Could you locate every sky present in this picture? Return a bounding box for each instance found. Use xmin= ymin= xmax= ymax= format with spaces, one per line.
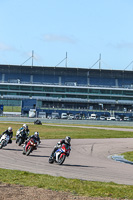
xmin=0 ymin=0 xmax=133 ymax=70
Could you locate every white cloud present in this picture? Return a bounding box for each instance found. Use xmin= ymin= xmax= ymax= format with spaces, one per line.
xmin=43 ymin=34 xmax=77 ymax=44
xmin=116 ymin=42 xmax=133 ymax=49
xmin=0 ymin=43 xmax=12 ymax=51
xmin=107 ymin=41 xmax=133 ymax=49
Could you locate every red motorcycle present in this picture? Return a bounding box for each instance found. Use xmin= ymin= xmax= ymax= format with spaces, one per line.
xmin=49 ymin=144 xmax=71 ymax=165
xmin=23 ymin=138 xmax=38 ymax=156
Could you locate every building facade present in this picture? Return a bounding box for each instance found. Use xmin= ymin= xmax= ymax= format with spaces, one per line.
xmin=0 ymin=64 xmax=133 ymax=117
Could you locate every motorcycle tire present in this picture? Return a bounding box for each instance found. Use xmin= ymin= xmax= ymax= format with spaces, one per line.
xmin=22 ymin=150 xmax=26 ymax=155
xmin=0 ymin=143 xmax=3 ymax=149
xmin=22 ymin=146 xmax=26 ymax=155
xmin=57 ymin=154 xmax=66 ymax=165
xmin=26 ymin=146 xmax=32 ymax=156
xmin=49 ymin=157 xmax=54 ymax=164
xmin=0 ymin=140 xmax=5 ymax=149
xmin=18 ymin=138 xmax=22 ymax=146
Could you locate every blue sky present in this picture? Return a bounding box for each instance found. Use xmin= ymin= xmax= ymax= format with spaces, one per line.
xmin=0 ymin=0 xmax=133 ymax=70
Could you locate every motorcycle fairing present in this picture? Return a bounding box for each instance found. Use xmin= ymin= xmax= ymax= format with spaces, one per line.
xmin=55 ymin=148 xmax=65 ymax=161
xmin=0 ymin=134 xmax=9 ymax=146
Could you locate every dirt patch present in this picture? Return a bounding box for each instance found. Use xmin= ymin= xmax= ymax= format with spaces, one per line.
xmin=0 ymin=183 xmax=115 ymax=200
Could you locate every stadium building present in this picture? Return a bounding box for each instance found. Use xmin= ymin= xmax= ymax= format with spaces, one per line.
xmin=0 ymin=64 xmax=133 ymax=118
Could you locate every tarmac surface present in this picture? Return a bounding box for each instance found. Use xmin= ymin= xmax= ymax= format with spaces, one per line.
xmin=1 ymin=116 xmax=133 ymax=126
xmin=0 ymin=138 xmax=133 ymax=185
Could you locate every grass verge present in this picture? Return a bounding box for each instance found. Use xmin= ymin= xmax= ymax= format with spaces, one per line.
xmin=0 ymin=168 xmax=133 ymax=199
xmin=121 ymin=151 xmax=133 ymax=162
xmin=0 ymin=122 xmax=133 ymax=139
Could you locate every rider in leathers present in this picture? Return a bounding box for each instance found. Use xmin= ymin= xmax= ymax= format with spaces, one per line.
xmin=50 ymin=136 xmax=71 ymax=158
xmin=18 ymin=124 xmax=29 ymax=140
xmin=25 ymin=131 xmax=41 ymax=145
xmin=23 ymin=132 xmax=41 ymax=154
xmin=1 ymin=127 xmax=13 ymax=143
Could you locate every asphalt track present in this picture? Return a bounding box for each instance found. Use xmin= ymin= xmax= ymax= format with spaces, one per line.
xmin=0 ymin=137 xmax=133 ymax=185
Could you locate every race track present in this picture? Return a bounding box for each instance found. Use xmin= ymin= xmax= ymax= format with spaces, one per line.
xmin=0 ymin=138 xmax=133 ymax=185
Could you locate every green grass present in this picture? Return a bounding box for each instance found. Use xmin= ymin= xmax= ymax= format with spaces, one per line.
xmin=3 ymin=106 xmax=21 ymax=112
xmin=0 ymin=168 xmax=133 ymax=199
xmin=0 ymin=122 xmax=133 ymax=139
xmin=122 ymin=151 xmax=133 ymax=162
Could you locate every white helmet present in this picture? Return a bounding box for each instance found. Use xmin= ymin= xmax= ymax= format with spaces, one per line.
xmin=8 ymin=127 xmax=12 ymax=132
xmin=34 ymin=131 xmax=39 ymax=138
xmin=65 ymin=136 xmax=71 ymax=144
xmin=23 ymin=124 xmax=28 ymax=129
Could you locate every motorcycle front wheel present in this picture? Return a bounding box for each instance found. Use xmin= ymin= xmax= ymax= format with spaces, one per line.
xmin=58 ymin=154 xmax=66 ymax=165
xmin=0 ymin=140 xmax=5 ymax=149
xmin=18 ymin=138 xmax=23 ymax=146
xmin=26 ymin=146 xmax=33 ymax=156
xmin=0 ymin=143 xmax=3 ymax=149
xmin=49 ymin=156 xmax=54 ymax=164
xmin=16 ymin=138 xmax=18 ymax=144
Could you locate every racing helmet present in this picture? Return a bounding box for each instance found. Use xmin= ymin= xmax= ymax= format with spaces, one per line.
xmin=34 ymin=131 xmax=39 ymax=138
xmin=23 ymin=124 xmax=28 ymax=129
xmin=8 ymin=127 xmax=12 ymax=132
xmin=65 ymin=136 xmax=71 ymax=144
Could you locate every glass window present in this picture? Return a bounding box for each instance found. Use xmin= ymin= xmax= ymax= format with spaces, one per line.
xmin=20 ymin=86 xmax=31 ymax=91
xmin=32 ymin=86 xmax=43 ymax=91
xmin=0 ymin=85 xmax=8 ymax=90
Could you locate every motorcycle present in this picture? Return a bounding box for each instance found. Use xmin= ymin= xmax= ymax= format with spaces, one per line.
xmin=49 ymin=144 xmax=71 ymax=165
xmin=16 ymin=130 xmax=28 ymax=146
xmin=23 ymin=138 xmax=38 ymax=156
xmin=0 ymin=134 xmax=10 ymax=149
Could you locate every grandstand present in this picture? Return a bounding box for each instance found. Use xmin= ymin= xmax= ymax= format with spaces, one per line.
xmin=0 ymin=64 xmax=133 ymax=118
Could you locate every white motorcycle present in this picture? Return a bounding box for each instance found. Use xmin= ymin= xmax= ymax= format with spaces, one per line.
xmin=16 ymin=130 xmax=29 ymax=146
xmin=0 ymin=134 xmax=10 ymax=149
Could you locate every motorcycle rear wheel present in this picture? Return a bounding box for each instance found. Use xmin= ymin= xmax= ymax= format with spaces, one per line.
xmin=26 ymin=147 xmax=32 ymax=156
xmin=58 ymin=154 xmax=66 ymax=165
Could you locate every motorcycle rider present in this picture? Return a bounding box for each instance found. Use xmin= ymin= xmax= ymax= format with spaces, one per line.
xmin=50 ymin=136 xmax=71 ymax=158
xmin=17 ymin=124 xmax=29 ymax=140
xmin=23 ymin=132 xmax=41 ymax=154
xmin=0 ymin=127 xmax=13 ymax=144
xmin=24 ymin=132 xmax=41 ymax=146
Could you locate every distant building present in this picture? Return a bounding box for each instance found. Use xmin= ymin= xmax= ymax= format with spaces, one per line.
xmin=0 ymin=64 xmax=133 ymax=117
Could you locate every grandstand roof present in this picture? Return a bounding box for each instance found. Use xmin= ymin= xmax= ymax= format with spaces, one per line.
xmin=0 ymin=64 xmax=133 ymax=78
